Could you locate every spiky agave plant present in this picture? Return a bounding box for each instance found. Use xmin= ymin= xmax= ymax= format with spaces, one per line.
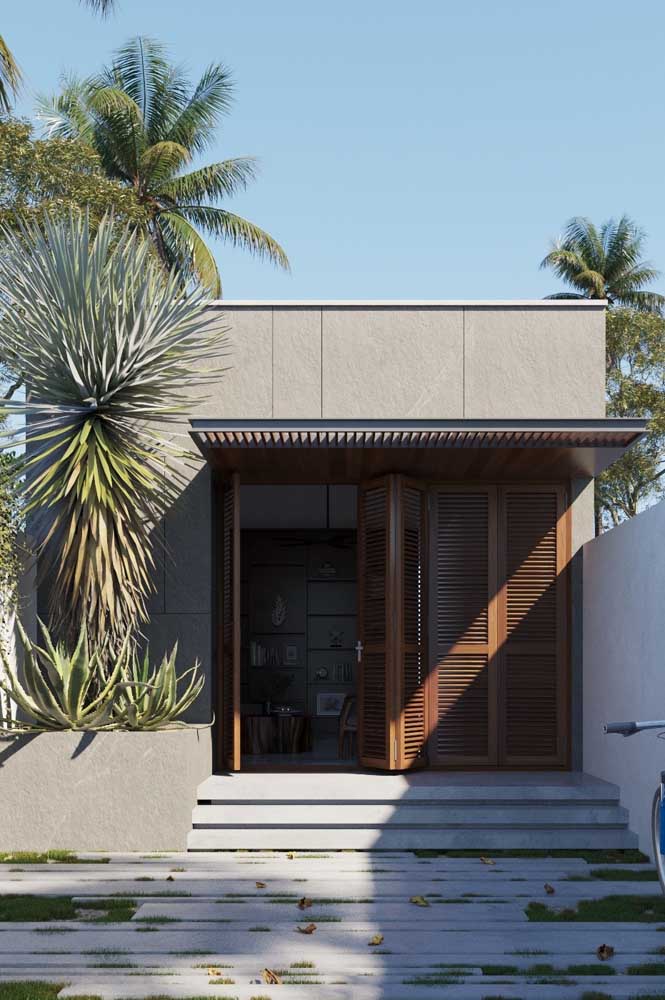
xmin=0 ymin=619 xmax=129 ymax=732
xmin=0 ymin=211 xmax=226 ymax=650
xmin=112 ymin=643 xmax=204 ymax=730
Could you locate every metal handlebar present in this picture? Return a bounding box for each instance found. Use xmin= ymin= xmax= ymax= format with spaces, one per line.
xmin=605 ymin=720 xmax=665 ymax=737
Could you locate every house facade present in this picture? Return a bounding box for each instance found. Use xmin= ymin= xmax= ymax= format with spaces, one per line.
xmin=142 ymin=301 xmax=644 ymax=778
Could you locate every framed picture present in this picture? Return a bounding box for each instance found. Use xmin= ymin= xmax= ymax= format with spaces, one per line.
xmin=316 ymin=692 xmax=346 ymax=717
xmin=284 ymin=643 xmax=299 ymax=664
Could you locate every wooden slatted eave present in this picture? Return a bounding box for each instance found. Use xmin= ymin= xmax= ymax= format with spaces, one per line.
xmin=191 ymin=424 xmax=645 ymax=451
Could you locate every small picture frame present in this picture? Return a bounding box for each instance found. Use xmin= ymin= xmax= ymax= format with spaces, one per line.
xmin=316 ymin=692 xmax=346 ymax=717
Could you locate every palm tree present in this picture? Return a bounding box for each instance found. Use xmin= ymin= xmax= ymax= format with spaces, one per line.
xmin=38 ymin=37 xmax=289 ymax=295
xmin=1 ymin=0 xmax=115 ymax=113
xmin=0 ymin=211 xmax=226 ymax=650
xmin=541 ymin=215 xmax=665 ymax=313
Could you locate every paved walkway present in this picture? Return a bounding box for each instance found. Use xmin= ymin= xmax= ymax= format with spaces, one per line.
xmin=0 ymin=850 xmax=664 ymax=998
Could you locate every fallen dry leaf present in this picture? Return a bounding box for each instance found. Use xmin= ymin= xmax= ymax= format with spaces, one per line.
xmin=410 ymin=895 xmax=430 ymax=907
xmin=480 ymin=856 xmax=496 ymax=866
xmin=262 ymin=968 xmax=283 ymax=984
xmin=597 ymin=943 xmax=615 ymax=961
xmin=286 ymin=852 xmax=295 ymax=860
xmin=298 ymin=896 xmax=313 ymax=910
xmin=297 ymin=923 xmax=317 ymax=935
xmin=368 ymin=933 xmax=384 ymax=946
xmin=255 ymin=881 xmax=267 ymax=889
xmin=544 ymin=883 xmax=555 ymax=895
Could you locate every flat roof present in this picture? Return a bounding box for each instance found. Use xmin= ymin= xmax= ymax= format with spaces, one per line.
xmin=207 ymin=299 xmax=607 ymax=309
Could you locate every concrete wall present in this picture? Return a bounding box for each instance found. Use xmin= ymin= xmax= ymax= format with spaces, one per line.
xmin=140 ymin=301 xmax=606 ymax=727
xmin=0 ymin=730 xmax=212 ymax=851
xmin=195 ymin=302 xmax=607 ymax=421
xmin=583 ymin=500 xmax=665 ymax=855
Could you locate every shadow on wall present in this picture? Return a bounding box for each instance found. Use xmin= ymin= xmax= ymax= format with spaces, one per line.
xmin=0 ymin=731 xmax=98 ymax=767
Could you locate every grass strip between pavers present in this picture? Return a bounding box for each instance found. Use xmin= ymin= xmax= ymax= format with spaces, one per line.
xmin=0 ymin=852 xmax=109 ymax=865
xmin=413 ymin=848 xmax=649 ymax=862
xmin=0 ymin=895 xmax=136 ymax=922
xmin=0 ymin=990 xmax=224 ymax=1000
xmin=526 ymin=894 xmax=665 ymax=922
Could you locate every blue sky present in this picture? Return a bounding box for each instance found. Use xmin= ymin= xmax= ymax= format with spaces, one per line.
xmin=6 ymin=0 xmax=665 ymax=299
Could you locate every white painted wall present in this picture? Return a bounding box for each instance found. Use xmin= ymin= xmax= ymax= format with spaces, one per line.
xmin=583 ymin=499 xmax=665 ymax=856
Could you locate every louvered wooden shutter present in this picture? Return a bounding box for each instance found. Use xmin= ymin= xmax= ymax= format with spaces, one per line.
xmin=217 ymin=473 xmax=241 ymax=771
xmin=429 ymin=487 xmax=498 ymax=765
xmin=498 ymin=486 xmax=567 ymax=766
xmin=358 ymin=476 xmax=428 ymax=770
xmin=396 ymin=480 xmax=428 ymax=769
xmin=358 ymin=478 xmax=393 ymax=768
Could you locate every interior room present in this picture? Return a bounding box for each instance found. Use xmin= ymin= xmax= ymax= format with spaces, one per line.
xmin=239 ymin=484 xmax=358 ymax=768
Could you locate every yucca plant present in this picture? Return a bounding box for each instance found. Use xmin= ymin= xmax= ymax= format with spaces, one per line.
xmin=113 ymin=644 xmax=204 ymax=730
xmin=0 ymin=211 xmax=226 ymax=650
xmin=0 ymin=619 xmax=128 ymax=732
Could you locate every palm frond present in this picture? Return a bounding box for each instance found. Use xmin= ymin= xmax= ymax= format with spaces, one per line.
xmin=36 ymin=76 xmax=95 ymax=141
xmin=177 ymin=204 xmax=290 ymax=271
xmin=139 ymin=141 xmax=191 ymax=188
xmin=539 ymin=246 xmax=591 ymax=284
xmin=99 ymin=37 xmax=176 ymax=140
xmin=161 ymin=157 xmax=257 ymax=204
xmin=613 ymin=264 xmax=662 ymax=293
xmin=615 ymin=289 xmax=665 ymax=315
xmin=164 ymin=63 xmax=234 ymax=155
xmin=159 ymin=212 xmax=221 ymax=296
xmin=562 ymin=217 xmax=604 ymax=272
xmin=0 ymin=34 xmax=21 ymax=113
xmin=88 ymin=85 xmax=146 ymax=177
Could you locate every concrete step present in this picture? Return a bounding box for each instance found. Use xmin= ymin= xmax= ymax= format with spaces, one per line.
xmin=191 ymin=802 xmax=631 ymax=827
xmin=188 ymin=771 xmax=638 ymax=851
xmin=187 ymin=826 xmax=638 ymax=850
xmin=196 ymin=770 xmax=625 ymax=802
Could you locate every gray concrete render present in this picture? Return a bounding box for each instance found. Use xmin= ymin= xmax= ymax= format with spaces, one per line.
xmin=0 ymin=730 xmax=212 ymax=852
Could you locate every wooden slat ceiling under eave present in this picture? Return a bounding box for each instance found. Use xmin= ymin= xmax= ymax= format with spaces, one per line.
xmin=188 ymin=421 xmax=646 ymax=483
xmin=190 ymin=427 xmax=642 ymax=450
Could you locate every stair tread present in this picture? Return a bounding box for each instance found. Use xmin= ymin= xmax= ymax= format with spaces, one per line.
xmin=189 ymin=771 xmax=635 ymax=852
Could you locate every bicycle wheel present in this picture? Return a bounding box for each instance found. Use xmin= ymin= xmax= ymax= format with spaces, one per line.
xmin=652 ymin=785 xmax=665 ymax=894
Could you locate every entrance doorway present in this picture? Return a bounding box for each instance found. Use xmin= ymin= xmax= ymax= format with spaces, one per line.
xmin=214 ymin=475 xmax=570 ymax=774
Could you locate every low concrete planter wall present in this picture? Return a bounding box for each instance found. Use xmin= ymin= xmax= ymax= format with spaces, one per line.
xmin=0 ymin=729 xmax=212 ymax=852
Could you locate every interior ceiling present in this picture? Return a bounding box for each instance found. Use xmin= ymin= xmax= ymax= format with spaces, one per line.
xmin=190 ymin=420 xmax=647 ymax=483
